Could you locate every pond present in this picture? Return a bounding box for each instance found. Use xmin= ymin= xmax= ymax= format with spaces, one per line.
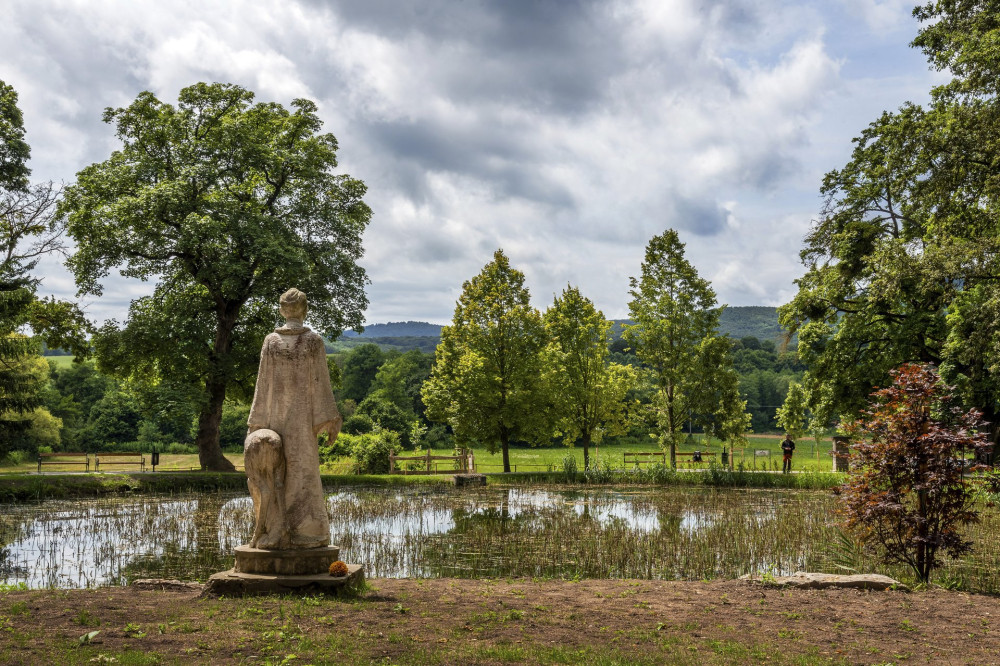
xmin=2 ymin=485 xmax=998 ymax=591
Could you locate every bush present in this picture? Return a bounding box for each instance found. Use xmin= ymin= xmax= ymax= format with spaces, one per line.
xmin=421 ymin=423 xmax=452 ymax=448
xmin=840 ymin=363 xmax=990 ymax=584
xmin=2 ymin=450 xmax=30 ymax=466
xmin=342 ymin=413 xmax=374 ymax=435
xmin=349 ymin=429 xmax=400 ymax=474
xmin=319 ymin=431 xmax=353 ymax=463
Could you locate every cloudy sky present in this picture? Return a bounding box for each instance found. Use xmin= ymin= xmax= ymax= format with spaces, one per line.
xmin=2 ymin=0 xmax=942 ymax=327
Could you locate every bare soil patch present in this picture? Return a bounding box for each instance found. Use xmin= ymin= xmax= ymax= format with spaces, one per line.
xmin=2 ymin=577 xmax=998 ymax=664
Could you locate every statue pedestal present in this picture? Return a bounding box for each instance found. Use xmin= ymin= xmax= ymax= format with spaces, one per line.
xmin=203 ymin=544 xmax=364 ymax=597
xmin=234 ymin=544 xmax=340 ymax=575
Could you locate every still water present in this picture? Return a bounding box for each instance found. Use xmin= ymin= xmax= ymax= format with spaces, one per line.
xmin=0 ymin=486 xmax=843 ymax=589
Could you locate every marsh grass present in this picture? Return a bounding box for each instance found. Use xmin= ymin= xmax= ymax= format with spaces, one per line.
xmin=3 ymin=485 xmax=1000 ymax=593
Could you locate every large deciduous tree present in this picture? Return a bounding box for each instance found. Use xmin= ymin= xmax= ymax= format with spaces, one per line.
xmin=687 ymin=334 xmax=751 ymax=448
xmin=779 ymin=3 xmax=1000 ymax=453
xmin=422 ymin=250 xmax=547 ymax=473
xmin=624 ymin=229 xmax=746 ymax=466
xmin=340 ymin=343 xmax=386 ymax=403
xmin=0 ymin=79 xmax=84 ymax=453
xmin=59 ymin=83 xmax=372 ymax=470
xmin=543 ymin=285 xmax=637 ymax=471
xmin=839 ymin=363 xmax=990 ymax=584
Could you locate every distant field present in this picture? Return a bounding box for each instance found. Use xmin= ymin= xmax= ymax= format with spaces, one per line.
xmin=403 ymin=435 xmax=839 ymax=474
xmin=0 ymin=452 xmax=244 ymax=474
xmin=43 ymin=355 xmax=77 ymax=368
xmin=2 ymin=437 xmax=839 ymax=476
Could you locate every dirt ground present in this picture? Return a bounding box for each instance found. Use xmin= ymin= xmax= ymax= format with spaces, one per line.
xmin=2 ymin=577 xmax=999 ymax=665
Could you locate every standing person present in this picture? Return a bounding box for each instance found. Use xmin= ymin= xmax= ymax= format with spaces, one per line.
xmin=781 ymin=434 xmax=796 ymax=474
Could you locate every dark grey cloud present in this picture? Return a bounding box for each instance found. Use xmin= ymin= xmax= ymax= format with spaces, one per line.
xmin=672 ymin=196 xmax=729 ymax=237
xmin=300 ymin=0 xmax=629 ymax=114
xmin=363 ymin=117 xmax=574 ymax=207
xmin=737 ymin=150 xmax=798 ymax=191
xmin=408 ymin=233 xmax=469 ymax=264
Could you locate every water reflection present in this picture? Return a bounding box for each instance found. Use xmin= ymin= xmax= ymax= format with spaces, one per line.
xmin=0 ymin=485 xmax=836 ymax=589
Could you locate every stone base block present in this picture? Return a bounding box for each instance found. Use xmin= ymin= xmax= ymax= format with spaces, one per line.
xmin=740 ymin=571 xmax=907 ymax=591
xmin=234 ymin=544 xmax=340 ymax=575
xmin=203 ymin=563 xmax=364 ymax=598
xmin=453 ymin=473 xmax=487 ymax=487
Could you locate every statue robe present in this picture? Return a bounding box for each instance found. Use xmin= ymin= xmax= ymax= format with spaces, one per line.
xmin=247 ymin=326 xmax=341 ymax=549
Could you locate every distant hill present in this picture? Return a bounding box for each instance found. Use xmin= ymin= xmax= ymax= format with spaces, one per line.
xmin=337 ymin=307 xmax=787 ymax=354
xmin=611 ymin=306 xmax=787 ymax=344
xmin=343 ymin=321 xmax=444 ymax=338
xmin=717 ymin=306 xmax=787 ymax=342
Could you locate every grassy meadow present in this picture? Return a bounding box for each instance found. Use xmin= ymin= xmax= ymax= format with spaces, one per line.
xmin=1 ymin=434 xmax=839 ymax=476
xmin=43 ymin=354 xmax=76 ymax=368
xmin=402 ymin=434 xmax=840 ymax=474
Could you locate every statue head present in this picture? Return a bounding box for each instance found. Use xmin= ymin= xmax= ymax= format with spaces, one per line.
xmin=279 ymin=288 xmax=307 ymax=321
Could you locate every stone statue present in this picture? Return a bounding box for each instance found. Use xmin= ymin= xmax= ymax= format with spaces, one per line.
xmin=244 ymin=288 xmax=342 ymax=550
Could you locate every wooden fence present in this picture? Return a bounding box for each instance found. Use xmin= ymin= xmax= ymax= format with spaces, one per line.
xmin=389 ymin=448 xmax=476 ymax=475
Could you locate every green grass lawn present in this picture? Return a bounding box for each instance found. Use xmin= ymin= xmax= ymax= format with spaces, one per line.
xmin=409 ymin=434 xmax=840 ymax=473
xmin=42 ymin=354 xmax=76 ymax=368
xmin=0 ymin=452 xmax=245 ymax=474
xmin=1 ymin=436 xmax=838 ymax=477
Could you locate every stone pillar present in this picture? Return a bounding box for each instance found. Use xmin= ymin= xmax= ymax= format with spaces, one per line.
xmin=832 ymin=436 xmax=850 ymax=473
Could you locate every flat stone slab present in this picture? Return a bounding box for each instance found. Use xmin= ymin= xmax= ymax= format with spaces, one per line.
xmin=202 ymin=563 xmax=364 ymax=598
xmin=453 ymin=473 xmax=487 ymax=487
xmin=131 ymin=578 xmax=204 ymax=592
xmin=740 ymin=571 xmax=908 ymax=591
xmin=234 ymin=544 xmax=340 ymax=575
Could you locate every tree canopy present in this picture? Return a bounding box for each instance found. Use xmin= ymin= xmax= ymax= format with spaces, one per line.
xmin=0 ymin=79 xmax=78 ymax=454
xmin=422 ymin=250 xmax=547 ymax=472
xmin=543 ymin=285 xmax=637 ymax=470
xmin=779 ymin=3 xmax=1000 ymax=451
xmin=59 ymin=82 xmax=372 ymax=470
xmin=0 ymin=80 xmax=30 ymax=192
xmin=625 ymin=229 xmax=747 ymax=464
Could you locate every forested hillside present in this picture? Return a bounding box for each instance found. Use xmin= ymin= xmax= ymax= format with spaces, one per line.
xmin=717 ymin=306 xmax=785 ymax=342
xmin=344 ymin=321 xmax=445 ymax=338
xmin=335 ymin=307 xmax=786 ymax=353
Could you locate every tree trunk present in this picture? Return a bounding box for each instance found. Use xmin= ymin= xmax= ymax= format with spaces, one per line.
xmin=501 ymin=435 xmax=511 ymax=473
xmin=582 ymin=431 xmax=591 ymax=471
xmin=916 ymin=488 xmax=929 ymax=582
xmin=194 ymin=305 xmax=239 ymax=472
xmin=666 ymin=384 xmax=677 ymax=469
xmin=195 ymin=375 xmax=235 ymax=471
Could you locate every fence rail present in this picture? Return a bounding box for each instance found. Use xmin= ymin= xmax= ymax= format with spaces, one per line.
xmin=475 ymin=463 xmax=555 ymax=473
xmin=390 ymin=448 xmax=475 ymax=475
